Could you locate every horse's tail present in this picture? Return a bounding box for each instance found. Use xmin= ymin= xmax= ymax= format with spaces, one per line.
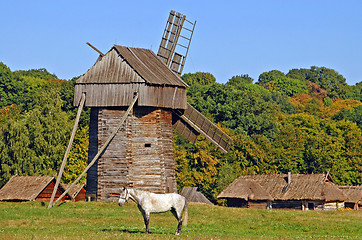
xmin=182 ymin=199 xmax=188 ymax=226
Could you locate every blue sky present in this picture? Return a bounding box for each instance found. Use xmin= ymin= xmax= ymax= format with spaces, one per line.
xmin=1 ymin=0 xmax=361 ymax=85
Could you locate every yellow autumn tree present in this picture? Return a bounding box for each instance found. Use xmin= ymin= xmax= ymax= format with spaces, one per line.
xmin=63 ymin=126 xmax=89 ymax=184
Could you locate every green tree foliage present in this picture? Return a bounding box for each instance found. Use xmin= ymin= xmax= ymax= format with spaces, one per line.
xmin=287 ymin=66 xmax=348 ymax=98
xmin=0 ymin=63 xmax=77 ymax=187
xmin=14 ymin=68 xmax=57 ymax=80
xmin=0 ymin=88 xmax=72 ymax=186
xmin=344 ymin=81 xmax=362 ymax=101
xmin=177 ymin=70 xmax=361 ymax=199
xmin=174 ymin=133 xmax=221 ymax=201
xmin=228 ymin=134 xmax=277 ymax=175
xmin=333 ymin=105 xmax=362 ymax=130
xmin=63 ymin=126 xmax=89 ymax=184
xmin=276 ymin=114 xmax=362 ymax=185
xmin=0 ymin=62 xmax=27 ymax=108
xmin=1 ymin=60 xmax=361 ymax=198
xmin=182 ymin=72 xmax=216 ymax=86
xmin=182 ymin=72 xmax=294 ymax=139
xmin=257 ymin=70 xmax=308 ymax=97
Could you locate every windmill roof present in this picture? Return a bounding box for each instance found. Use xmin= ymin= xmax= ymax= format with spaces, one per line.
xmin=76 ymin=45 xmax=188 ymax=88
xmin=218 ymin=174 xmax=346 ymax=202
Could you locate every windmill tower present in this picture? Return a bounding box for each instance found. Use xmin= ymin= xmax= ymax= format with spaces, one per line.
xmin=51 ymin=10 xmax=232 ymax=204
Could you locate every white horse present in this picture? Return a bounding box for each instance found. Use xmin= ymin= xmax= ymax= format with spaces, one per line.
xmin=118 ymin=187 xmax=188 ymax=235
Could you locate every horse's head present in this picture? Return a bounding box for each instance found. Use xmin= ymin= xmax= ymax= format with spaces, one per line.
xmin=118 ymin=187 xmax=129 ymax=207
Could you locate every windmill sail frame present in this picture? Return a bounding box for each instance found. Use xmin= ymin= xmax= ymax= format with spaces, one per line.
xmin=157 ymin=10 xmax=196 ymax=76
xmin=173 ymin=103 xmax=232 ymax=153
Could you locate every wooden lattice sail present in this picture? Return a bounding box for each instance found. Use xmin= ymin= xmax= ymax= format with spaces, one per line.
xmin=158 ymin=10 xmax=232 ymax=153
xmin=157 ymin=10 xmax=196 ymax=76
xmin=173 ymin=104 xmax=232 ymax=153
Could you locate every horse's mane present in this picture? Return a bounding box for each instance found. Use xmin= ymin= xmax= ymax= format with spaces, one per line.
xmin=128 ymin=188 xmax=149 ymax=196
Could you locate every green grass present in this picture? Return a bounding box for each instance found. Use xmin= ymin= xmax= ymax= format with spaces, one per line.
xmin=0 ymin=201 xmax=361 ymax=239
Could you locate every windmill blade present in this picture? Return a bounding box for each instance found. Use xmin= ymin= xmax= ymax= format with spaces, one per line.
xmin=157 ymin=10 xmax=196 ymax=76
xmin=160 ymin=10 xmax=232 ymax=152
xmin=173 ymin=103 xmax=233 ymax=153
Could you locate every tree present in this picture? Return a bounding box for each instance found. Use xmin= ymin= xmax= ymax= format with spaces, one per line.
xmin=63 ymin=126 xmax=89 ymax=184
xmin=14 ymin=68 xmax=57 ymax=80
xmin=183 ymin=73 xmax=294 ymax=139
xmin=344 ymin=81 xmax=362 ymax=101
xmin=277 ymin=113 xmax=362 ymax=185
xmin=0 ymin=88 xmax=72 ymax=187
xmin=308 ymin=82 xmax=328 ymax=99
xmin=0 ymin=62 xmax=27 ymax=108
xmin=287 ymin=66 xmax=348 ymax=98
xmin=181 ymin=72 xmax=216 ymax=86
xmin=228 ymin=134 xmax=277 ymax=175
xmin=272 ymin=122 xmax=306 ymax=173
xmin=257 ymin=70 xmax=308 ymax=97
xmin=333 ymin=105 xmax=362 ymax=130
xmin=174 ymin=132 xmax=221 ymax=201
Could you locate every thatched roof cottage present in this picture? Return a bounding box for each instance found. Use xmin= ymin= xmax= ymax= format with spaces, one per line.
xmin=218 ymin=173 xmax=346 ymax=210
xmin=338 ymin=186 xmax=362 ymax=210
xmin=0 ymin=176 xmax=73 ymax=202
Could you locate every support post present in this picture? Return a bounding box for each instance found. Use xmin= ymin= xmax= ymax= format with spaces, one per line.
xmin=48 ymin=93 xmax=86 ymax=209
xmin=52 ymin=93 xmax=139 ymax=205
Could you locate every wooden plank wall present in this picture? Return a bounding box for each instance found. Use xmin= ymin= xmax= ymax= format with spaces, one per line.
xmin=86 ymin=106 xmax=177 ymax=202
xmin=37 ymin=181 xmax=71 ymax=202
xmin=96 ymin=107 xmax=130 ymax=202
xmin=248 ymin=201 xmax=268 ymax=209
xmin=74 ymin=83 xmax=187 ymax=110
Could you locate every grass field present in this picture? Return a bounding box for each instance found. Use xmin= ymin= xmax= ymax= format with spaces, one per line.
xmin=0 ymin=201 xmax=361 ymax=239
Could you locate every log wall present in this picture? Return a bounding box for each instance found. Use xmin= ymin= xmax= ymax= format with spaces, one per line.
xmin=86 ymin=106 xmax=176 ymax=202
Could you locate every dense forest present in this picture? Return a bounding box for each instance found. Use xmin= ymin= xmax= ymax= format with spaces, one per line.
xmin=0 ymin=62 xmax=361 ymax=202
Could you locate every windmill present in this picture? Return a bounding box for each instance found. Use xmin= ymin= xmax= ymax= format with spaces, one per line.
xmin=48 ymin=10 xmax=232 ymax=207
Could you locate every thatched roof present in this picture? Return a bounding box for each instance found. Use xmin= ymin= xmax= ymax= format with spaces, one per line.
xmin=218 ymin=179 xmax=273 ymax=200
xmin=0 ymin=176 xmax=68 ymax=201
xmin=218 ymin=173 xmax=346 ymax=202
xmin=76 ymin=45 xmax=188 ymax=88
xmin=338 ymin=186 xmax=362 ymax=203
xmin=180 ymin=187 xmax=213 ymax=205
xmin=62 ymin=184 xmax=85 ymax=200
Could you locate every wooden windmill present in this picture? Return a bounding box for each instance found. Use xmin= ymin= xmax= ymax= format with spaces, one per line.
xmin=48 ymin=10 xmax=232 ymax=207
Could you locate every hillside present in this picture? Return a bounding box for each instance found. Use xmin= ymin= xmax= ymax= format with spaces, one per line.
xmin=0 ymin=62 xmax=361 ymax=202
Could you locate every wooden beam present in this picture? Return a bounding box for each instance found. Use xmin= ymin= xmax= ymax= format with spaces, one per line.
xmin=53 ymin=93 xmax=139 ymax=205
xmin=86 ymin=42 xmax=104 ymax=57
xmin=166 ymin=15 xmax=186 ymax=68
xmin=48 ymin=92 xmax=86 ymax=209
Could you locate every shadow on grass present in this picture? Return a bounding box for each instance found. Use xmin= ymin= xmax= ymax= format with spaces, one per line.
xmin=102 ymin=227 xmax=171 ymax=235
xmin=102 ymin=227 xmax=144 ymax=234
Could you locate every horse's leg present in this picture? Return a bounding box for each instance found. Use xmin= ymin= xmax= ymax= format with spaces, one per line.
xmin=171 ymin=208 xmax=182 ymax=235
xmin=138 ymin=205 xmax=150 ymax=234
xmin=143 ymin=211 xmax=150 ymax=234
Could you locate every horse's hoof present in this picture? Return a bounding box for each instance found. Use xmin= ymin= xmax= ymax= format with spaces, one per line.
xmin=175 ymin=232 xmax=180 ymax=235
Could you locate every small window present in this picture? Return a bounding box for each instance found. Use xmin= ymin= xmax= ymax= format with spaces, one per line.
xmin=145 ymin=143 xmax=151 ymax=148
